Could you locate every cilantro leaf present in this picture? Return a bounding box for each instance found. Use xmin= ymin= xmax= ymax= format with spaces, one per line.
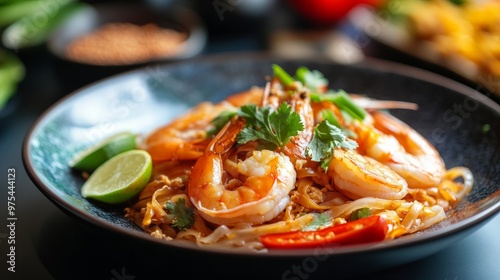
xmin=165 ymin=198 xmax=195 ymax=231
xmin=295 ymin=66 xmax=328 ymax=93
xmin=207 ymin=110 xmax=237 ymax=137
xmin=237 ymin=103 xmax=304 ymax=150
xmin=270 ymin=103 xmax=304 ymax=146
xmin=307 ymin=119 xmax=358 ymax=171
xmin=303 ymin=212 xmax=332 ymax=231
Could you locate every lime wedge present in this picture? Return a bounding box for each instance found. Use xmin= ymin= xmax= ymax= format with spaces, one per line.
xmin=81 ymin=149 xmax=152 ymax=204
xmin=70 ymin=132 xmax=137 ymax=172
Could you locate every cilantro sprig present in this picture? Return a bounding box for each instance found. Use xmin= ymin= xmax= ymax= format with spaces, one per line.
xmin=165 ymin=198 xmax=195 ymax=231
xmin=448 ymin=0 xmax=467 ymax=5
xmin=207 ymin=65 xmax=359 ymax=172
xmin=237 ymin=103 xmax=304 ymax=151
xmin=307 ymin=119 xmax=358 ymax=171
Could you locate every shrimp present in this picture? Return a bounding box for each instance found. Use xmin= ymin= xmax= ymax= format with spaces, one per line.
xmin=264 ymin=79 xmax=315 ymax=168
xmin=328 ymin=149 xmax=409 ymax=200
xmin=350 ymin=94 xmax=419 ymax=111
xmin=188 ymin=118 xmax=296 ymax=226
xmin=224 ymin=86 xmax=264 ymax=107
xmin=352 ymin=111 xmax=446 ymax=189
xmin=144 ymin=101 xmax=236 ymax=161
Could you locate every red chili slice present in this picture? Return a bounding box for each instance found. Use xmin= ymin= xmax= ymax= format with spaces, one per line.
xmin=260 ymin=215 xmax=388 ymax=249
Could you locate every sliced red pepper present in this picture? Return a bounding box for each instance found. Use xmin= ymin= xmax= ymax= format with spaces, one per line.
xmin=260 ymin=215 xmax=388 ymax=249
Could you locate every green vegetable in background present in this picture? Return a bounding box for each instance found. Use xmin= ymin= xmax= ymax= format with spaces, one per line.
xmin=2 ymin=0 xmax=88 ymax=49
xmin=237 ymin=103 xmax=304 ymax=151
xmin=0 ymin=0 xmax=91 ymax=110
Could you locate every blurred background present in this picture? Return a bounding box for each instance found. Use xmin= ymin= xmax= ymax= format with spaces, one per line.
xmin=1 ymin=0 xmax=499 ymax=120
xmin=1 ymin=1 xmax=500 ymax=279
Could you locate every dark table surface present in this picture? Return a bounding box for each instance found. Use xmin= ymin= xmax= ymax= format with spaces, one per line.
xmin=1 ymin=2 xmax=499 ymax=279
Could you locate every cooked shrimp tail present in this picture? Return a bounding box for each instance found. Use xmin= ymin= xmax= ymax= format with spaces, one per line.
xmin=144 ymin=102 xmax=236 ymax=161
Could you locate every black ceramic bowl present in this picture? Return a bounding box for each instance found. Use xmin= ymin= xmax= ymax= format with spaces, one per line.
xmin=23 ymin=53 xmax=500 ymax=279
xmin=47 ymin=1 xmax=207 ymax=89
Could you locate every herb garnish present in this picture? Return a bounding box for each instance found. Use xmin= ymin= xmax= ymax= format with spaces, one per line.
xmin=165 ymin=198 xmax=195 ymax=231
xmin=307 ymin=119 xmax=358 ymax=171
xmin=209 ymin=66 xmax=359 ymax=172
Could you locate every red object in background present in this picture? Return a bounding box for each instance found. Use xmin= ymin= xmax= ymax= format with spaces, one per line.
xmin=260 ymin=215 xmax=388 ymax=249
xmin=289 ymin=0 xmax=384 ymax=25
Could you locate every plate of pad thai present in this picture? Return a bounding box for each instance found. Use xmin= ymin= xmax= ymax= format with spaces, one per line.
xmin=23 ymin=53 xmax=500 ymax=278
xmin=348 ymin=1 xmax=500 ymax=100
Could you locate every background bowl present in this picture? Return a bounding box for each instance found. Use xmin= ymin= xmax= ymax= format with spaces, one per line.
xmin=23 ymin=53 xmax=500 ymax=279
xmin=47 ymin=1 xmax=207 ymax=89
